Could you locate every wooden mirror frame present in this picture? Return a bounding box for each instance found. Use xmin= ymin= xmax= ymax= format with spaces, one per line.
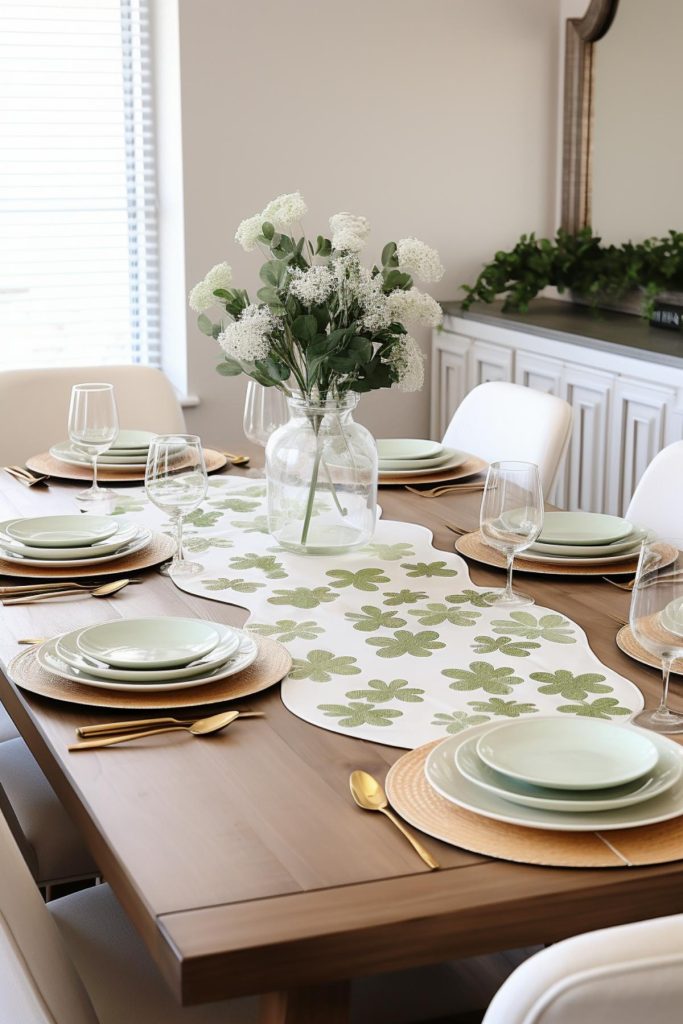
xmin=561 ymin=0 xmax=619 ymax=232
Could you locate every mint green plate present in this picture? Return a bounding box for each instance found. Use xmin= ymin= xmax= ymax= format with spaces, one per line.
xmin=376 ymin=438 xmax=443 ymax=460
xmin=0 ymin=519 xmax=137 ymax=560
xmin=529 ymin=528 xmax=648 ymax=558
xmin=379 ymin=447 xmax=458 ymax=471
xmin=538 ymin=511 xmax=633 ymax=546
xmin=110 ymin=429 xmax=156 ymax=450
xmin=5 ymin=515 xmax=117 ymax=548
xmin=77 ymin=617 xmax=220 ymax=669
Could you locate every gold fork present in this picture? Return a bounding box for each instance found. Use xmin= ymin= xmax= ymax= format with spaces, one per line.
xmin=4 ymin=466 xmax=49 ymax=487
xmin=405 ymin=483 xmax=485 ymax=498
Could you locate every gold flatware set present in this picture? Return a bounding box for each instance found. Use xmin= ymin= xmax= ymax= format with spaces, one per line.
xmin=2 ymin=578 xmax=140 ymax=605
xmin=222 ymin=450 xmax=250 ymax=466
xmin=349 ymin=769 xmax=440 ymax=870
xmin=3 ymin=465 xmax=49 ymax=487
xmin=68 ymin=709 xmax=264 ymax=751
xmin=406 ymin=482 xmax=485 ymax=498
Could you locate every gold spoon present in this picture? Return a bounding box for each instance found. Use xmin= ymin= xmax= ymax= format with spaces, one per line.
xmin=3 ymin=579 xmax=132 ymax=605
xmin=222 ymin=450 xmax=250 ymax=466
xmin=77 ymin=710 xmax=264 ymax=737
xmin=349 ymin=770 xmax=440 ymax=870
xmin=68 ymin=709 xmax=241 ymax=751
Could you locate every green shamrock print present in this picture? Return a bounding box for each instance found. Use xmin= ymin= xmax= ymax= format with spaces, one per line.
xmin=407 ymin=603 xmax=481 ymax=628
xmin=492 ymin=611 xmax=576 ymax=644
xmin=317 ymin=702 xmax=402 ymax=728
xmin=208 ymin=497 xmax=261 ymax=513
xmin=443 ymin=661 xmax=524 ymax=695
xmin=432 ymin=711 xmax=491 ymax=734
xmin=229 ymin=515 xmax=270 ymax=534
xmin=326 ymin=567 xmax=390 ymax=592
xmin=557 ymin=697 xmax=631 ymax=719
xmin=110 ymin=497 xmax=146 ymax=515
xmin=366 ymin=629 xmax=446 ymax=659
xmin=471 ymin=635 xmax=541 ymax=658
xmin=530 ymin=669 xmax=612 ymax=700
xmin=268 ymin=586 xmax=339 ymax=609
xmin=366 ymin=542 xmax=415 ymax=561
xmin=248 ymin=619 xmax=324 ymax=643
xmin=467 ymin=698 xmax=539 ymax=718
xmin=445 ymin=589 xmax=498 ymax=608
xmin=289 ymin=650 xmax=361 ymax=682
xmin=183 ymin=535 xmax=234 ymax=553
xmin=184 ymin=508 xmax=224 ymax=528
xmin=346 ymin=679 xmax=425 ymax=704
xmin=383 ymin=588 xmax=429 ymax=607
xmin=401 ymin=560 xmax=458 ymax=578
xmin=202 ymin=577 xmax=265 ymax=593
xmin=230 ymin=485 xmax=266 ymax=498
xmin=344 ymin=605 xmax=407 ymax=632
xmin=229 ymin=553 xmax=287 ymax=579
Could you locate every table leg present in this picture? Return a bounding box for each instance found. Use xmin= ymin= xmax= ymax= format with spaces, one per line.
xmin=259 ymin=980 xmax=350 ymax=1024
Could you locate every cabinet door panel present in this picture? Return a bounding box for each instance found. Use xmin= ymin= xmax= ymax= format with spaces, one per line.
xmin=430 ymin=332 xmax=470 ymax=440
xmin=607 ymin=378 xmax=676 ymax=516
xmin=514 ymin=350 xmax=563 ymax=395
xmin=467 ymin=341 xmax=513 ymax=391
xmin=562 ymin=368 xmax=613 ymax=513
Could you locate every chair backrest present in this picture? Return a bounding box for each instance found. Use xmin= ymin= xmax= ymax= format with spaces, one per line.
xmin=483 ymin=914 xmax=683 ymax=1024
xmin=0 ymin=365 xmax=186 ymax=466
xmin=442 ymin=382 xmax=573 ymax=494
xmin=0 ymin=811 xmax=99 ymax=1024
xmin=626 ymin=440 xmax=683 ymax=536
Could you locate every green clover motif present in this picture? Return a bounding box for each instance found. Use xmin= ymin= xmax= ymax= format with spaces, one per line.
xmin=289 ymin=650 xmax=361 ymax=682
xmin=208 ymin=498 xmax=261 ymax=513
xmin=407 ymin=603 xmax=481 ymax=627
xmin=365 ymin=542 xmax=415 ymax=561
xmin=317 ymin=702 xmax=402 ymax=728
xmin=202 ymin=577 xmax=265 ymax=593
xmin=229 ymin=515 xmax=270 ymax=534
xmin=248 ymin=619 xmax=324 ymax=643
xmin=467 ymin=698 xmax=539 ymax=718
xmin=401 ymin=560 xmax=458 ymax=578
xmin=432 ymin=711 xmax=491 ymax=734
xmin=111 ymin=499 xmax=146 ymax=515
xmin=231 ymin=485 xmax=266 ymax=497
xmin=471 ymin=635 xmax=541 ymax=658
xmin=366 ymin=630 xmax=446 ymax=659
xmin=184 ymin=508 xmax=224 ymax=528
xmin=268 ymin=586 xmax=339 ymax=609
xmin=183 ymin=535 xmax=234 ymax=553
xmin=383 ymin=588 xmax=429 ymax=607
xmin=326 ymin=567 xmax=390 ymax=591
xmin=557 ymin=698 xmax=631 ymax=719
xmin=346 ymin=679 xmax=425 ymax=704
xmin=530 ymin=669 xmax=611 ymax=700
xmin=229 ymin=553 xmax=287 ymax=579
xmin=445 ymin=589 xmax=498 ymax=608
xmin=492 ymin=611 xmax=576 ymax=644
xmin=443 ymin=661 xmax=524 ymax=694
xmin=344 ymin=606 xmax=407 ymax=632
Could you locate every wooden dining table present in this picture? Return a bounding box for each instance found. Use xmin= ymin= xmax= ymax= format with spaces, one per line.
xmin=0 ymin=467 xmax=682 ymax=1024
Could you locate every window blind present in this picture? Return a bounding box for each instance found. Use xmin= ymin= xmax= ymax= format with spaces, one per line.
xmin=0 ymin=0 xmax=160 ymax=370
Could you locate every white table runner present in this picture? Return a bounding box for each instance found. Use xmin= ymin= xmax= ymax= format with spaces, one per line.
xmin=111 ymin=478 xmax=643 ymax=748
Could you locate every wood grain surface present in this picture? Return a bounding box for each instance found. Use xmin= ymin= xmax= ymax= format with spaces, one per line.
xmin=0 ymin=467 xmax=680 ymax=1013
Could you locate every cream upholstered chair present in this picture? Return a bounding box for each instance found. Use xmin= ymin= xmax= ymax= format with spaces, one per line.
xmin=483 ymin=915 xmax=683 ymax=1024
xmin=626 ymin=440 xmax=683 ymax=535
xmin=0 ymin=364 xmax=186 ymax=465
xmin=442 ymin=382 xmax=573 ymax=494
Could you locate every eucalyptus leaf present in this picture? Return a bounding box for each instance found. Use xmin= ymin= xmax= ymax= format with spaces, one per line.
xmin=216 ymin=359 xmax=242 ymax=377
xmin=197 ymin=314 xmax=214 ymax=336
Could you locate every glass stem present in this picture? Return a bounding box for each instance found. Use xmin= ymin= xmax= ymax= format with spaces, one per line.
xmin=174 ymin=513 xmax=185 ymax=566
xmin=504 ymin=552 xmax=515 ymax=600
xmin=91 ymin=454 xmax=99 ymax=492
xmin=659 ymin=656 xmax=673 ymax=715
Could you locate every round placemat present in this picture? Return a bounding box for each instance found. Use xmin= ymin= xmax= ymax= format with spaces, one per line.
xmin=455 ymin=530 xmax=646 ymax=577
xmin=8 ymin=634 xmax=291 ymax=710
xmin=379 ymin=455 xmax=487 ymax=487
xmin=385 ymin=740 xmax=683 ymax=868
xmin=0 ymin=532 xmax=174 ymax=580
xmin=25 ymin=448 xmax=227 ymax=483
xmin=616 ymin=624 xmax=683 ymax=678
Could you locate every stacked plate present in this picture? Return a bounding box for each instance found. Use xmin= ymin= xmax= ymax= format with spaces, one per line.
xmin=36 ymin=616 xmax=258 ymax=692
xmin=0 ymin=515 xmax=151 ymax=568
xmin=377 ymin=438 xmax=468 ymax=478
xmin=425 ymin=717 xmax=683 ymax=831
xmin=521 ymin=511 xmax=648 ymax=567
xmin=49 ymin=429 xmax=167 ymax=473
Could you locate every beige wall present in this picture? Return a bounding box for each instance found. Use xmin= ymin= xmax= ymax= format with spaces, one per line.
xmin=177 ymin=0 xmax=561 ymax=447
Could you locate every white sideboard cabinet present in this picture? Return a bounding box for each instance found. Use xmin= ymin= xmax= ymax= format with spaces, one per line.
xmin=432 ymin=300 xmax=683 ymax=513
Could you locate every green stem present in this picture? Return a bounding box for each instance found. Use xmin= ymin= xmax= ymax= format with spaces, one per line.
xmin=301 ymin=443 xmax=322 ymax=546
xmin=321 ymin=458 xmax=347 ymax=517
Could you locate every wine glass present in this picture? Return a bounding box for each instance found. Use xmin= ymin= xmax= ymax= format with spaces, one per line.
xmin=145 ymin=435 xmax=208 ymax=577
xmin=479 ymin=460 xmax=544 ymax=606
xmin=629 ymin=537 xmax=683 ymax=733
xmin=68 ymin=383 xmax=119 ymax=504
xmin=243 ymin=381 xmax=288 ymax=476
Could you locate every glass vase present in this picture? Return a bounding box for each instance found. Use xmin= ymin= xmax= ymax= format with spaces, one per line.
xmin=266 ymin=393 xmax=377 ymax=554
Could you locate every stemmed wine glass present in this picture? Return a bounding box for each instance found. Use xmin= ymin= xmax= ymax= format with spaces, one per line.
xmin=145 ymin=435 xmax=208 ymax=577
xmin=479 ymin=460 xmax=544 ymax=606
xmin=68 ymin=383 xmax=119 ymax=504
xmin=629 ymin=537 xmax=683 ymax=733
xmin=243 ymin=381 xmax=288 ymax=477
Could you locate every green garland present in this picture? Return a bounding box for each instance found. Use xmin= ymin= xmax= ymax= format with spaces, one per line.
xmin=461 ymin=228 xmax=683 ymax=318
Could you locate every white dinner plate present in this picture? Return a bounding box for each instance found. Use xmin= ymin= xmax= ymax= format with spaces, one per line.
xmin=110 ymin=429 xmax=156 ymax=450
xmin=0 ymin=520 xmax=138 ymax=560
xmin=50 ymin=442 xmax=150 ymax=472
xmin=519 ymin=546 xmax=642 ymax=567
xmin=529 ymin=528 xmax=649 ymax=558
xmin=378 ymin=447 xmax=459 ymax=472
xmin=376 ymin=439 xmax=444 ymax=460
xmin=476 ymin=717 xmax=657 ymax=790
xmin=537 ymin=511 xmax=634 ymax=546
xmin=0 ymin=527 xmax=151 ymax=567
xmin=4 ymin=515 xmax=118 ymax=548
xmin=424 ymin=723 xmax=683 ymax=832
xmin=56 ymin=623 xmax=241 ymax=681
xmin=660 ymin=598 xmax=683 ymax=640
xmin=379 ymin=451 xmax=469 ymax=479
xmin=77 ymin=617 xmax=220 ymax=669
xmin=37 ymin=632 xmax=258 ymax=692
xmin=455 ymin=732 xmax=681 ymax=812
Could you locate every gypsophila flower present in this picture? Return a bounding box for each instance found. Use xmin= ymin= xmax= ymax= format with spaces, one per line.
xmin=289 ymin=265 xmax=335 ymax=306
xmin=352 ymin=266 xmax=391 ymax=331
xmin=188 ymin=280 xmax=215 ymax=313
xmin=388 ymin=334 xmax=425 ymax=392
xmin=235 ymin=214 xmax=264 ymax=252
xmin=330 ymin=212 xmax=370 ymax=253
xmin=262 ymin=192 xmax=307 ymax=229
xmin=218 ymin=304 xmax=278 ymax=363
xmin=204 ymin=262 xmax=233 ymax=292
xmin=386 ymin=287 xmax=443 ymax=327
xmin=396 ymin=238 xmax=445 ymax=283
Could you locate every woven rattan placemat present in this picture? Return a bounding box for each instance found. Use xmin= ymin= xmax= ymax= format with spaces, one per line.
xmin=26 ymin=447 xmax=227 ymax=483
